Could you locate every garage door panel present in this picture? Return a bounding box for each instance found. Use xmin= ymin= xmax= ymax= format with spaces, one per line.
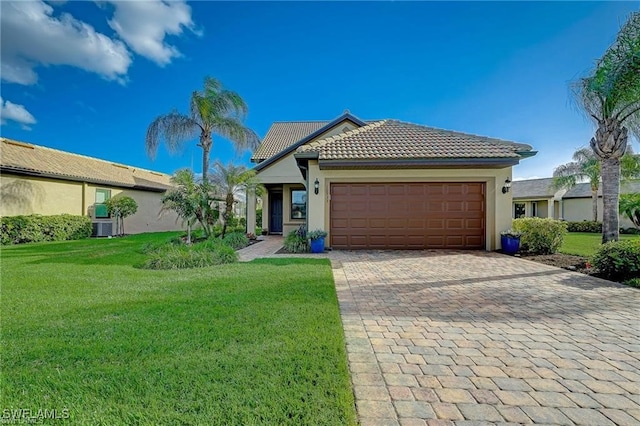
xmin=369 ymin=218 xmax=386 ymax=228
xmin=330 ymin=183 xmax=485 ymax=250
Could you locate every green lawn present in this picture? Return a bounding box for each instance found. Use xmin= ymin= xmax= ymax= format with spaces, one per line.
xmin=560 ymin=232 xmax=640 ymax=257
xmin=1 ymin=233 xmax=356 ymax=425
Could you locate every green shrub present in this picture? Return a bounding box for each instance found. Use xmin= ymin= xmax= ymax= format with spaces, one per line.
xmin=591 ymin=239 xmax=640 ymax=282
xmin=566 ymin=221 xmax=602 ymax=233
xmin=256 ymin=208 xmax=263 ymax=227
xmin=620 ymin=227 xmax=640 ymax=235
xmin=141 ymin=239 xmax=238 ymax=269
xmin=513 ymin=217 xmax=568 ymax=255
xmin=222 ymin=232 xmax=249 ymax=250
xmin=1 ymin=214 xmax=92 ymax=245
xmin=284 ymin=227 xmax=309 ymax=253
xmin=307 ymin=229 xmax=328 ymax=240
xmin=624 ymin=278 xmax=640 ymax=288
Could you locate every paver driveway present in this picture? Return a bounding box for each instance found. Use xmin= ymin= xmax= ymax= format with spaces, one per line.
xmin=330 ymin=250 xmax=640 ymax=426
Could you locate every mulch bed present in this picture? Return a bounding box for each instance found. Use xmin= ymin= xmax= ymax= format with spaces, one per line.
xmin=518 ymin=253 xmax=591 ymax=274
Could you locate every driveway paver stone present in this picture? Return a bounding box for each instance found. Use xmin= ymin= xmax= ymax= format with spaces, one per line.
xmin=330 ymin=250 xmax=640 ymax=425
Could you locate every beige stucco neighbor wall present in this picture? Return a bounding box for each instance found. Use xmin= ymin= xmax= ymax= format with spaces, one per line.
xmin=563 ymin=198 xmax=634 ymax=229
xmin=1 ymin=174 xmax=84 ymax=216
xmin=104 ymin=187 xmax=182 ymax=234
xmin=306 ymin=161 xmax=513 ymax=251
xmin=0 ymin=173 xmax=182 ymax=234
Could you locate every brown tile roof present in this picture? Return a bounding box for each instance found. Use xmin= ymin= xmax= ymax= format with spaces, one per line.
xmin=251 ymin=121 xmax=331 ymax=162
xmin=296 ymin=120 xmax=533 ymax=161
xmin=1 ymin=138 xmax=172 ymax=191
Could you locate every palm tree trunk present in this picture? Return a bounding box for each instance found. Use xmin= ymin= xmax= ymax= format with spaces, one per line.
xmin=601 ymin=157 xmax=621 ymax=243
xmin=591 ymin=189 xmax=598 ymax=221
xmin=200 ymin=134 xmax=212 ymax=183
xmin=221 ymin=194 xmax=234 ymax=239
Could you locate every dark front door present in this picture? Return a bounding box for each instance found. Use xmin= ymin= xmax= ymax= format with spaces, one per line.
xmin=269 ymin=192 xmax=283 ymax=234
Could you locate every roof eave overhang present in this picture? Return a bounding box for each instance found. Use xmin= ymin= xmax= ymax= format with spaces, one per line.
xmin=1 ymin=166 xmax=169 ymax=193
xmin=253 ymin=113 xmax=366 ymax=172
xmin=316 ymin=157 xmax=522 ymax=169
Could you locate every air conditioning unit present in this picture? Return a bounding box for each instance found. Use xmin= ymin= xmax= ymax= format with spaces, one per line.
xmin=92 ymin=222 xmax=113 ymax=237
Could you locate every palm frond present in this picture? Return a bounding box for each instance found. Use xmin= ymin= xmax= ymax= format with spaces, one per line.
xmin=572 ymin=12 xmax=640 ymax=138
xmin=145 ymin=112 xmax=200 ymax=158
xmin=210 ymin=117 xmax=261 ymax=152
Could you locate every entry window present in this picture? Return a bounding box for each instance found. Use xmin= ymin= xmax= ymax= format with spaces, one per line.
xmin=514 ymin=203 xmax=525 ymax=218
xmin=531 ymin=202 xmax=538 ymax=217
xmin=95 ymin=189 xmax=111 ymax=218
xmin=291 ymin=189 xmax=306 ymax=219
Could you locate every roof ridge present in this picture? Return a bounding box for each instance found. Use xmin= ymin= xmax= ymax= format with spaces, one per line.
xmin=1 ymin=137 xmax=171 ymax=177
xmin=298 ymin=120 xmax=387 ymax=152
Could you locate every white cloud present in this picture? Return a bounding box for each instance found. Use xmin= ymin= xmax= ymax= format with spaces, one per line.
xmin=107 ymin=0 xmax=197 ymax=66
xmin=0 ymin=97 xmax=37 ymax=129
xmin=0 ymin=0 xmax=196 ymax=85
xmin=0 ymin=1 xmax=132 ymax=85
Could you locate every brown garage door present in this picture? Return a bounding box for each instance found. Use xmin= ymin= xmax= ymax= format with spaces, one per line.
xmin=330 ymin=183 xmax=485 ymax=249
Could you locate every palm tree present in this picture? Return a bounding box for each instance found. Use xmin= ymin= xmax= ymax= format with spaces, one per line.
xmin=571 ymin=12 xmax=640 ymax=242
xmin=209 ymin=161 xmax=263 ymax=238
xmin=553 ymin=148 xmax=601 ymax=221
xmin=145 ymin=77 xmax=260 ymax=183
xmin=553 ymin=146 xmax=640 ymax=221
xmin=161 ymin=169 xmax=218 ymax=242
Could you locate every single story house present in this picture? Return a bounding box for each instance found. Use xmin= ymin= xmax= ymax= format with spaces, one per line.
xmin=511 ymin=177 xmax=639 ymax=229
xmin=0 ymin=138 xmax=182 ymax=236
xmin=246 ymin=111 xmax=536 ymax=250
xmin=511 ymin=178 xmax=566 ymax=219
xmin=562 ymin=181 xmax=639 ymax=228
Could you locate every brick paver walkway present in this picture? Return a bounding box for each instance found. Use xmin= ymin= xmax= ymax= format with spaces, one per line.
xmin=330 ymin=250 xmax=640 ymax=426
xmin=237 ymin=236 xmax=284 ymax=261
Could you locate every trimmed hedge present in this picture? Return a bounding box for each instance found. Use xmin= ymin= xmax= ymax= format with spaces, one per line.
xmin=566 ymin=221 xmax=602 ymax=233
xmin=1 ymin=214 xmax=92 ymax=245
xmin=591 ymin=239 xmax=640 ymax=282
xmin=512 ymin=217 xmax=568 ymax=255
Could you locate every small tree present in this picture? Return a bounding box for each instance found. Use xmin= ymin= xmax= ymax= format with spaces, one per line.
xmin=209 ymin=161 xmax=263 ymax=238
xmin=105 ymin=195 xmax=138 ymax=236
xmin=619 ymin=192 xmax=640 ymax=228
xmin=161 ymin=169 xmax=218 ymax=243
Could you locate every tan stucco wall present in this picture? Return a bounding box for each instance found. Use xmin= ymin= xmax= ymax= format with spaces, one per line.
xmin=0 ymin=173 xmax=183 ymax=234
xmin=105 ymin=187 xmax=183 ymax=234
xmin=563 ymin=197 xmax=634 ymax=228
xmin=1 ymin=174 xmax=84 ymax=216
xmin=306 ymin=162 xmax=513 ymax=251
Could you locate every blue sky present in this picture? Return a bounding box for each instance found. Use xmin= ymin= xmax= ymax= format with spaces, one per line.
xmin=1 ymin=1 xmax=638 ymax=180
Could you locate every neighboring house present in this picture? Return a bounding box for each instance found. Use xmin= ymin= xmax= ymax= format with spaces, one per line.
xmin=511 ymin=177 xmax=639 ymax=228
xmin=562 ymin=181 xmax=639 ymax=229
xmin=511 ymin=178 xmax=566 ymax=220
xmin=247 ymin=111 xmax=536 ymax=250
xmin=0 ymin=138 xmax=183 ymax=236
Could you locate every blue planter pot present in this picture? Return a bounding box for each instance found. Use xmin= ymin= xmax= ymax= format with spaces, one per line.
xmin=310 ymin=237 xmax=325 ymax=253
xmin=501 ymin=235 xmax=520 ymax=255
